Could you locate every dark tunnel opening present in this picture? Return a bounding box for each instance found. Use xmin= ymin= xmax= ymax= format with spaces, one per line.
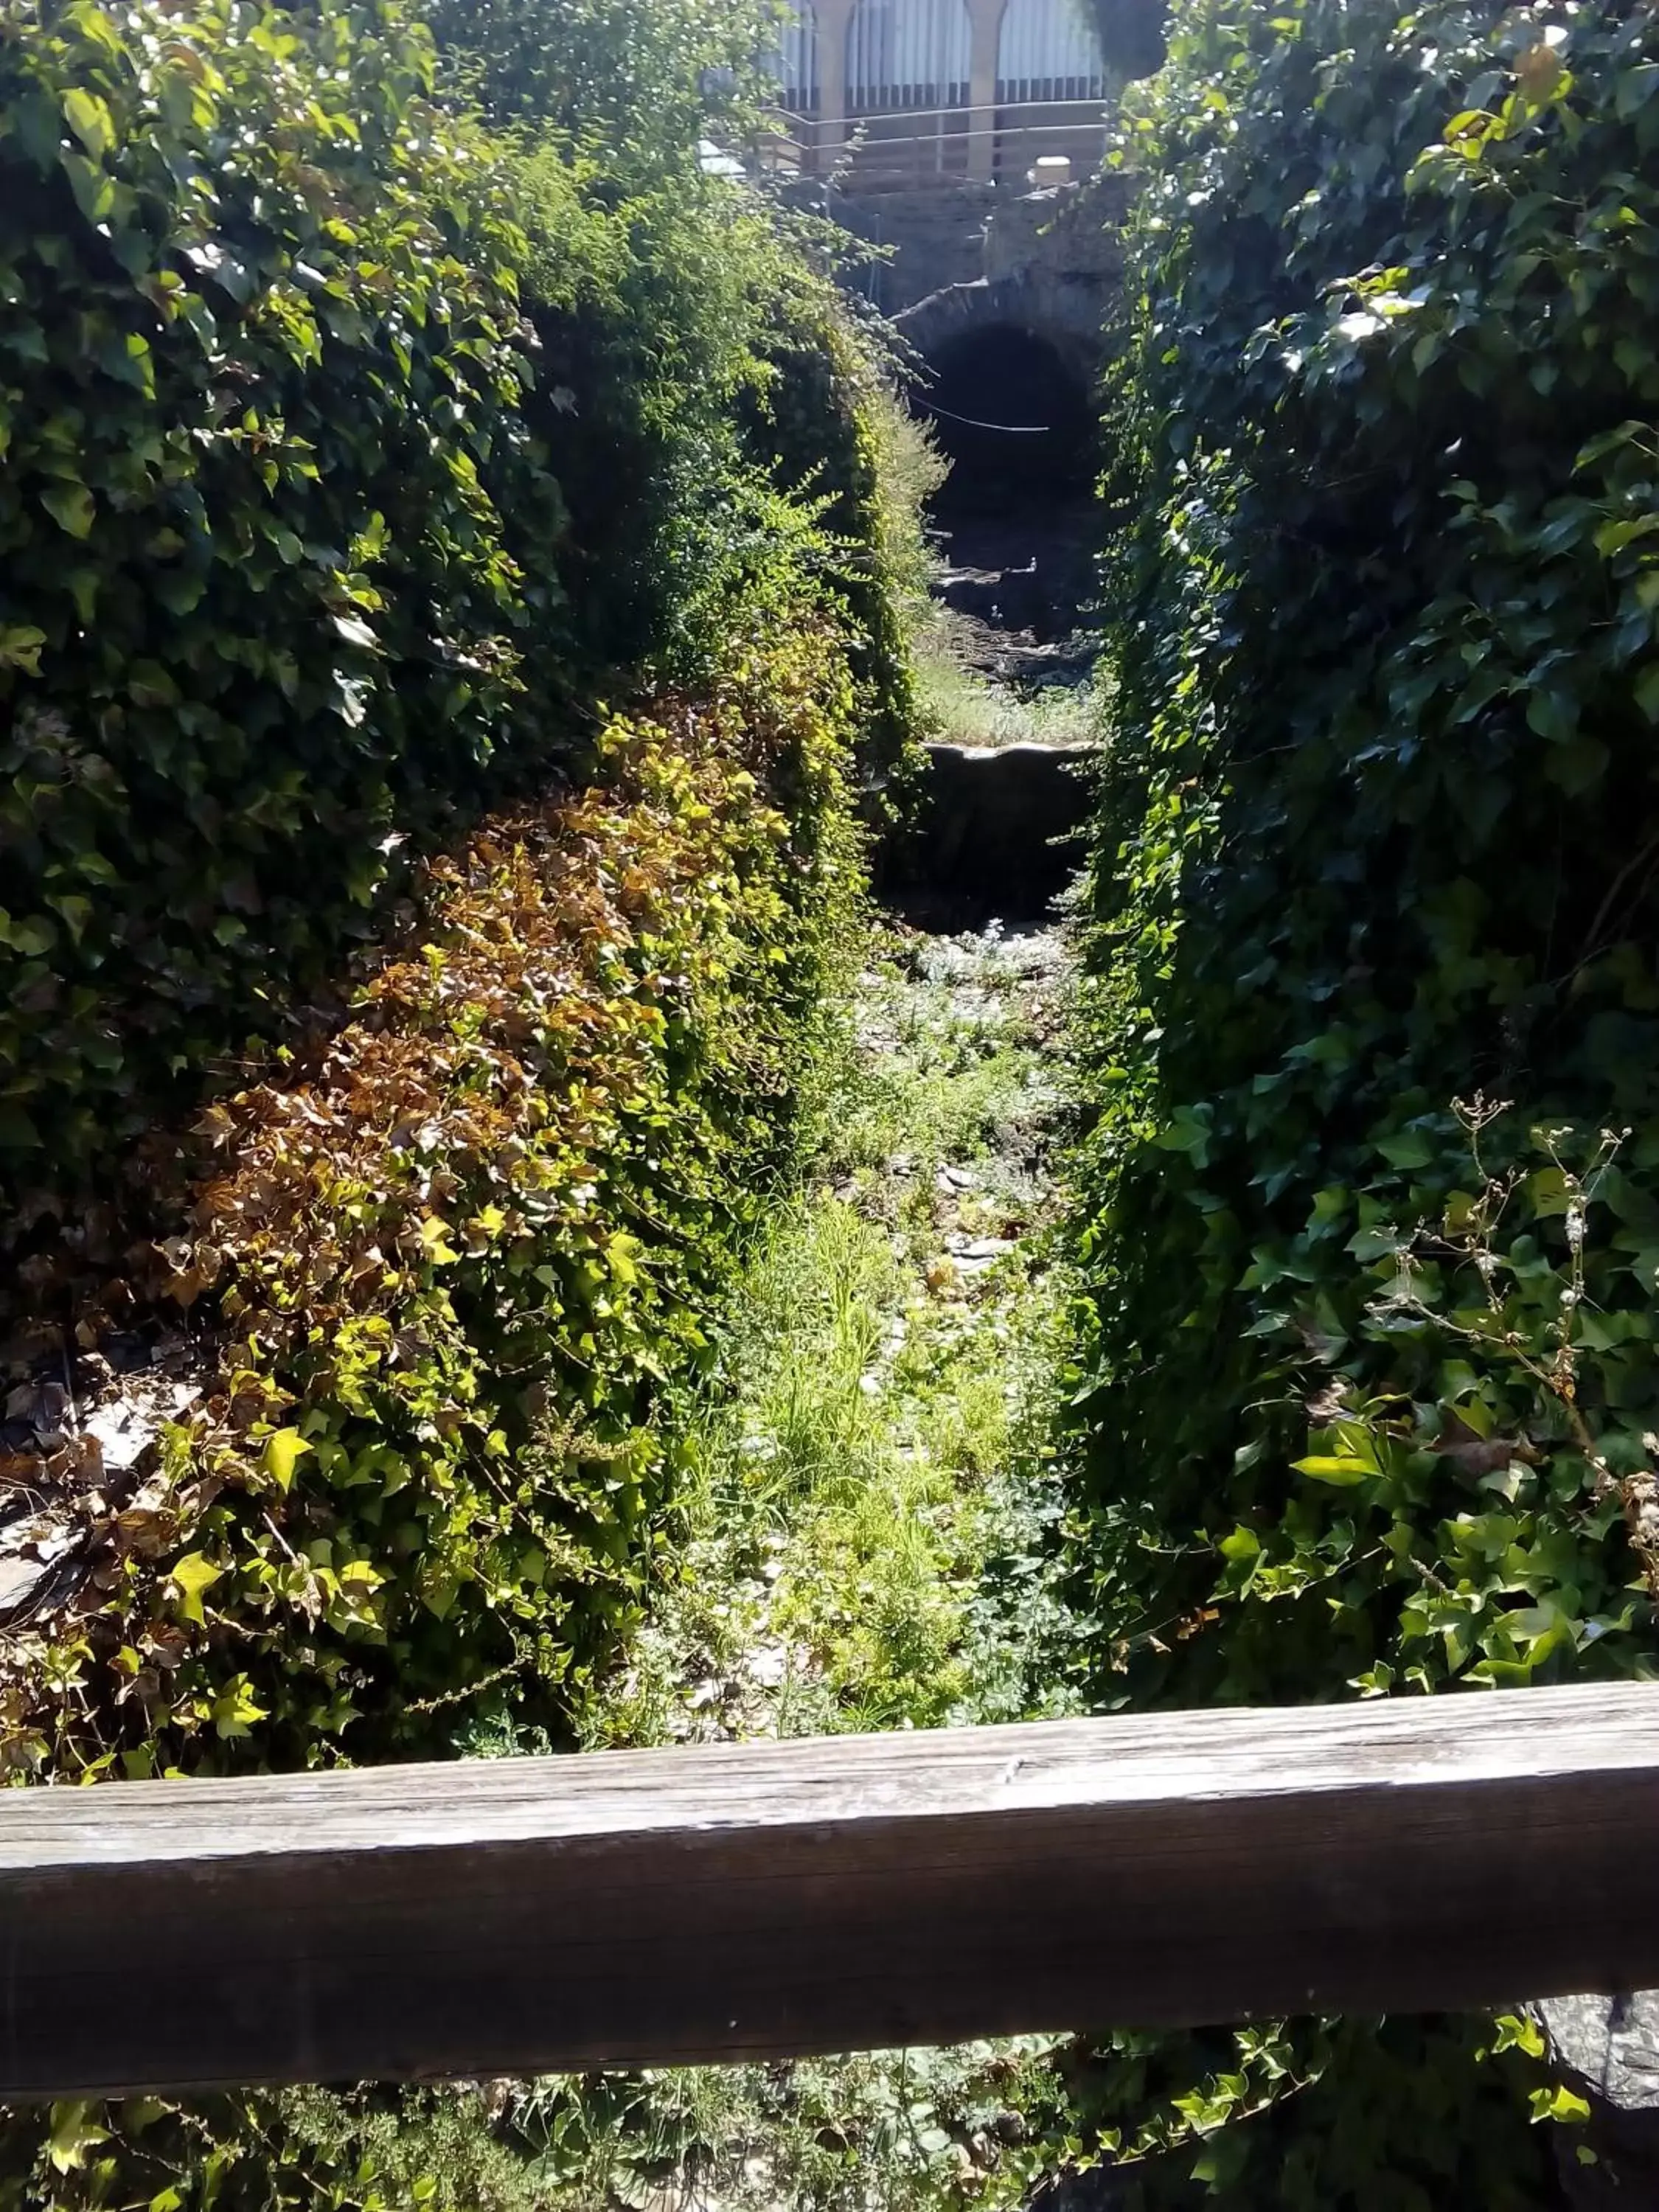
xmin=882 ymin=316 xmax=1101 ymax=928
xmin=918 ymin=323 xmax=1094 ymax=518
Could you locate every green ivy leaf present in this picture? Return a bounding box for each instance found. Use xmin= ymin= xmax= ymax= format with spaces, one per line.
xmin=46 ymin=2102 xmax=109 ymax=2176
xmin=1290 ymin=1455 xmax=1375 ymax=1486
xmin=1529 ymin=2085 xmax=1592 ymax=2125
xmin=62 ymin=87 xmax=116 ymax=160
xmin=0 ymin=625 xmax=48 ymax=673
xmin=40 ymin=482 xmax=95 ymax=539
xmin=168 ymin=1551 xmax=222 ymax=1625
xmin=262 ymin=1427 xmax=313 ymax=1492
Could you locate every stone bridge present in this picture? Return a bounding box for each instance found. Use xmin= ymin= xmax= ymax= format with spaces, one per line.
xmin=828 ymin=172 xmax=1130 ymax=489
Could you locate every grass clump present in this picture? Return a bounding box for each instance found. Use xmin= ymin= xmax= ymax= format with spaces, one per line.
xmin=916 ymin=634 xmax=1102 ymax=753
xmin=509 ymin=2042 xmax=1068 ymax=2212
xmin=925 ymin=650 xmax=1106 ymax=757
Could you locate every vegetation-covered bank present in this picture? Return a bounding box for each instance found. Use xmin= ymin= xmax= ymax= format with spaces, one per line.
xmin=0 ymin=0 xmax=941 ymax=2198
xmin=0 ymin=0 xmax=917 ymax=1259
xmin=1 ymin=702 xmax=860 ymax=2202
xmin=1062 ymin=0 xmax=1659 ymax=2197
xmin=0 ymin=0 xmax=922 ymax=1774
xmin=2 ymin=917 xmax=1091 ymax=2209
xmin=3 ymin=623 xmax=862 ymax=1784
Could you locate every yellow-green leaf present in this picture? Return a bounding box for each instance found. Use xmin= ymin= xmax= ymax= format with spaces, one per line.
xmin=0 ymin=625 xmax=46 ymax=674
xmin=46 ymin=2102 xmax=109 ymax=2176
xmin=209 ymin=1672 xmax=268 ymax=1738
xmin=1291 ymin=1454 xmax=1376 ymax=1485
xmin=169 ymin=1551 xmax=222 ymax=1624
xmin=63 ymin=88 xmax=116 ymax=160
xmin=1529 ymin=2084 xmax=1592 ymax=2125
xmin=417 ymin=1214 xmax=458 ymax=1263
xmin=41 ymin=483 xmax=95 ymax=540
xmin=263 ymin=1426 xmax=312 ymax=1492
xmin=606 ymin=1231 xmax=641 ymax=1284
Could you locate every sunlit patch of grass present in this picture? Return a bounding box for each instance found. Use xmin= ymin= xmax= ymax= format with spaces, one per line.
xmin=509 ymin=2039 xmax=1068 ymax=2212
xmin=914 ymin=612 xmax=1107 ymax=751
xmin=557 ymin=918 xmax=1085 ymax=2207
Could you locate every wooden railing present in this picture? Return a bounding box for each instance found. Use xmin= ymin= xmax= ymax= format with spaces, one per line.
xmin=4 ymin=1682 xmax=1658 ymax=2099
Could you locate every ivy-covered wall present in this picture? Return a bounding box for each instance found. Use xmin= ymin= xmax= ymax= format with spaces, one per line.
xmin=0 ymin=0 xmax=913 ymax=1271
xmin=0 ymin=0 xmax=908 ymax=2195
xmin=1063 ymin=0 xmax=1659 ymax=2193
xmin=0 ymin=0 xmax=557 ymax=1231
xmin=1076 ymin=0 xmax=1659 ymax=1728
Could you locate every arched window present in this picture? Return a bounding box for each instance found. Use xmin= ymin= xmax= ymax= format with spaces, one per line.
xmin=996 ymin=0 xmax=1105 ymax=102
xmin=846 ymin=0 xmax=970 ymax=114
xmin=769 ymin=1 xmax=820 ymax=114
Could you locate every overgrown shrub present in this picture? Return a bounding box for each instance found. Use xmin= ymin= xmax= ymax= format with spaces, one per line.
xmin=432 ymin=0 xmax=926 ymax=768
xmin=1057 ymin=2014 xmax=1561 ymax=2209
xmin=0 ymin=2087 xmax=553 ymax=2212
xmin=750 ymin=288 xmax=927 ymax=772
xmin=1076 ymin=0 xmax=1659 ymax=1729
xmin=2 ymin=608 xmax=860 ymax=1780
xmin=0 ymin=0 xmax=562 ymax=1237
xmin=509 ymin=144 xmax=920 ymax=753
xmin=422 ymin=0 xmax=771 ymax=170
xmin=1064 ymin=0 xmax=1659 ymax=2191
xmin=0 ymin=0 xmax=914 ymax=1259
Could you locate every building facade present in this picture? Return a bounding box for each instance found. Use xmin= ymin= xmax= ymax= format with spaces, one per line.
xmin=771 ymin=0 xmax=1109 ymax=184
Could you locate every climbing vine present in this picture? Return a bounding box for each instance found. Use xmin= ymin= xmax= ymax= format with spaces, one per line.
xmin=0 ymin=0 xmax=912 ymax=1262
xmin=2 ymin=611 xmax=862 ymax=1782
xmin=1064 ymin=0 xmax=1659 ymax=2192
xmin=0 ymin=0 xmax=920 ymax=2197
xmin=1076 ymin=0 xmax=1659 ymax=1722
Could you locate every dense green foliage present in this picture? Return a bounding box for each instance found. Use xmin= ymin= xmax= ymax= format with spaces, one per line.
xmin=428 ymin=0 xmax=923 ymax=756
xmin=4 ymin=619 xmax=862 ymax=1784
xmin=0 ymin=0 xmax=557 ymax=1231
xmin=423 ymin=0 xmax=771 ymax=165
xmin=1088 ymin=0 xmax=1169 ymax=81
xmin=1058 ymin=2014 xmax=1567 ymax=2208
xmin=0 ymin=0 xmax=926 ymax=1785
xmin=0 ymin=0 xmax=912 ymax=1256
xmin=0 ymin=0 xmax=931 ymax=2194
xmin=1077 ymin=0 xmax=1659 ymax=1722
xmin=1063 ymin=0 xmax=1659 ymax=2193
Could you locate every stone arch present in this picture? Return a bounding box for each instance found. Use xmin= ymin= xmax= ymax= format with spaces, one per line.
xmin=908 ymin=309 xmax=1095 ymax=506
xmin=896 ymin=276 xmax=1099 ymax=392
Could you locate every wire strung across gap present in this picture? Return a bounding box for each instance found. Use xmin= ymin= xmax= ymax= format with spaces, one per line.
xmin=917 ymin=397 xmax=1055 ymax=434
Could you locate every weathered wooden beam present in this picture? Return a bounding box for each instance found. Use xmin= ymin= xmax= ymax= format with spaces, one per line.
xmin=4 ymin=1683 xmax=1658 ymax=2099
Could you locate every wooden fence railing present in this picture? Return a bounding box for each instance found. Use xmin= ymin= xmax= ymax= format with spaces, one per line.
xmin=4 ymin=1681 xmax=1658 ymax=2100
